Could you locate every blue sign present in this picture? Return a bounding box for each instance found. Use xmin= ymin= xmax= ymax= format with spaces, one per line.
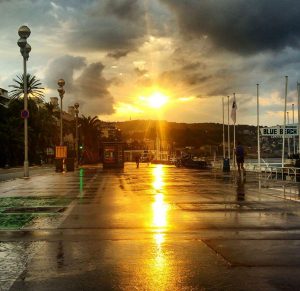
xmin=21 ymin=109 xmax=29 ymax=119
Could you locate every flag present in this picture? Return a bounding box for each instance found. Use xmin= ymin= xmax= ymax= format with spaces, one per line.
xmin=231 ymin=95 xmax=237 ymax=123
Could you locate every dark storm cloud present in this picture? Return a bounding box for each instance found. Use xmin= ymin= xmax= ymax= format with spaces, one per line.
xmin=181 ymin=62 xmax=206 ymax=72
xmin=107 ymin=50 xmax=131 ymax=59
xmin=104 ymin=0 xmax=143 ymax=22
xmin=75 ymin=62 xmax=115 ymax=115
xmin=44 ymin=55 xmax=115 ymax=115
xmin=65 ymin=0 xmax=146 ymax=53
xmin=66 ymin=21 xmax=145 ymax=52
xmin=134 ymin=67 xmax=148 ymax=77
xmin=161 ymin=0 xmax=300 ymax=55
xmin=158 ymin=62 xmax=212 ymax=87
xmin=45 ymin=55 xmax=86 ymax=91
xmin=76 ymin=62 xmax=111 ymax=99
xmin=205 ymin=86 xmax=235 ymax=97
xmin=260 ymin=49 xmax=300 ymax=72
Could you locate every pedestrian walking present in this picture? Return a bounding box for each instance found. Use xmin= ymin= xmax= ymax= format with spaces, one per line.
xmin=235 ymin=141 xmax=246 ymax=177
xmin=135 ymin=154 xmax=140 ymax=168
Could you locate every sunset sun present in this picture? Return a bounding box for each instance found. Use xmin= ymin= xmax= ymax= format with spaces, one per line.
xmin=147 ymin=92 xmax=169 ymax=108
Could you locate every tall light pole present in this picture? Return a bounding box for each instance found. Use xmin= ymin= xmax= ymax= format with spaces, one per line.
xmin=57 ymin=79 xmax=65 ymax=146
xmin=298 ymin=82 xmax=300 ymax=155
xmin=282 ymin=76 xmax=288 ymax=168
xmin=17 ymin=25 xmax=31 ymax=178
xmin=74 ymin=103 xmax=79 ymax=168
xmin=257 ymin=84 xmax=261 ymax=171
xmin=227 ymin=96 xmax=230 ymax=159
xmin=222 ymin=97 xmax=225 ymax=159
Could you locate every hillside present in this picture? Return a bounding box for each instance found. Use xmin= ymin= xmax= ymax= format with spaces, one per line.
xmin=115 ymin=120 xmax=257 ymax=148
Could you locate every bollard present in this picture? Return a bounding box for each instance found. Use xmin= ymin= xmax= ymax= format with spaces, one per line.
xmin=55 ymin=158 xmax=63 ymax=172
xmin=66 ymin=157 xmax=75 ymax=171
xmin=223 ymin=158 xmax=230 ymax=172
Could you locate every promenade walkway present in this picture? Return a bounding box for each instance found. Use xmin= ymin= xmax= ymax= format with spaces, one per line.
xmin=0 ymin=165 xmax=54 ymax=182
xmin=1 ymin=163 xmax=300 ymax=290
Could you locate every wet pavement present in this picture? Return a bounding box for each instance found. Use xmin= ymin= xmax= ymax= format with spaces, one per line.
xmin=1 ymin=163 xmax=300 ymax=290
xmin=0 ymin=165 xmax=54 ymax=182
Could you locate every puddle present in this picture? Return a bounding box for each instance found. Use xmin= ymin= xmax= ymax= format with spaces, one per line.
xmin=0 ymin=197 xmax=72 ymax=229
xmin=176 ymin=202 xmax=268 ymax=211
xmin=3 ymin=207 xmax=67 ymax=214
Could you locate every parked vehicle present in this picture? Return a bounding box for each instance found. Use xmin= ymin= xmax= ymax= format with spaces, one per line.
xmin=175 ymin=154 xmax=209 ymax=169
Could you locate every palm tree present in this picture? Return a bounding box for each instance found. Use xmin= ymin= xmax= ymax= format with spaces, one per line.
xmin=79 ymin=115 xmax=102 ymax=163
xmin=9 ymin=73 xmax=45 ymax=101
xmin=79 ymin=115 xmax=101 ymax=149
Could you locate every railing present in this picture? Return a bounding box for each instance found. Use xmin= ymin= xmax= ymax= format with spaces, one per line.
xmin=244 ymin=158 xmax=282 ymax=173
xmin=259 ymin=166 xmax=300 ymax=181
xmin=212 ymin=158 xmax=300 ymax=181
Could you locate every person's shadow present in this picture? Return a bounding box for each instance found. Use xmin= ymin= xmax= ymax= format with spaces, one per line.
xmin=236 ymin=176 xmax=246 ymax=204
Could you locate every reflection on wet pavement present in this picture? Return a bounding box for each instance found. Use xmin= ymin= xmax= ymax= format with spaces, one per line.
xmin=236 ymin=176 xmax=246 ymax=203
xmin=1 ymin=163 xmax=300 ymax=290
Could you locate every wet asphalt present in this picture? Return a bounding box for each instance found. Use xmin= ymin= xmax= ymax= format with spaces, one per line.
xmin=0 ymin=165 xmax=54 ymax=182
xmin=1 ymin=163 xmax=300 ymax=290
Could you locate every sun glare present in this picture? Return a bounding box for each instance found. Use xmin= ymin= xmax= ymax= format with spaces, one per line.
xmin=147 ymin=92 xmax=169 ymax=108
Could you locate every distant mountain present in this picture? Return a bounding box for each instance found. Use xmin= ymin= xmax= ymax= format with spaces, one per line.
xmin=115 ymin=120 xmax=257 ymax=148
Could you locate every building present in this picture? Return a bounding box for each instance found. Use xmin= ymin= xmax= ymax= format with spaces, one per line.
xmin=0 ymin=88 xmax=9 ymax=107
xmin=49 ymin=96 xmax=76 ymax=147
xmin=101 ymin=122 xmax=121 ymax=141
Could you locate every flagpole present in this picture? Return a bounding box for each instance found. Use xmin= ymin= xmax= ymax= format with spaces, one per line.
xmin=227 ymin=96 xmax=230 ymax=160
xmin=298 ymin=82 xmax=300 ymax=155
xmin=222 ymin=97 xmax=225 ymax=159
xmin=287 ymin=111 xmax=290 ymax=157
xmin=282 ymin=76 xmax=288 ymax=168
xmin=233 ymin=93 xmax=236 ymax=168
xmin=292 ymin=103 xmax=295 ymax=155
xmin=257 ymin=84 xmax=261 ymax=171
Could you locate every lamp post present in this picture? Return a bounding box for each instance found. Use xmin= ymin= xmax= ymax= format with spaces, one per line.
xmin=17 ymin=25 xmax=31 ymax=178
xmin=74 ymin=103 xmax=79 ymax=168
xmin=57 ymin=79 xmax=65 ymax=146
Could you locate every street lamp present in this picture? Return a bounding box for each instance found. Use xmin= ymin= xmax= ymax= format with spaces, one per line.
xmin=57 ymin=79 xmax=65 ymax=146
xmin=74 ymin=103 xmax=79 ymax=167
xmin=17 ymin=25 xmax=31 ymax=178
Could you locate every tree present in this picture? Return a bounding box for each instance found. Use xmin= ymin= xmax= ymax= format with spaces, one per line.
xmin=9 ymin=74 xmax=45 ymax=101
xmin=27 ymin=100 xmax=59 ymax=163
xmin=79 ymin=115 xmax=101 ymax=150
xmin=0 ymin=73 xmax=60 ymax=166
xmin=79 ymin=115 xmax=102 ymax=163
xmin=0 ymin=99 xmax=25 ymax=166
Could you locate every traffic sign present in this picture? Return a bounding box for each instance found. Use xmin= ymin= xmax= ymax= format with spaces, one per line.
xmin=55 ymin=146 xmax=67 ymax=158
xmin=21 ymin=109 xmax=29 ymax=119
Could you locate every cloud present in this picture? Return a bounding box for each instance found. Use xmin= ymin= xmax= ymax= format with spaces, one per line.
xmin=75 ymin=63 xmax=109 ymax=98
xmin=44 ymin=55 xmax=115 ymax=115
xmin=134 ymin=67 xmax=148 ymax=77
xmin=161 ymin=0 xmax=300 ymax=55
xmin=104 ymin=0 xmax=144 ymax=22
xmin=44 ymin=55 xmax=86 ymax=91
xmin=66 ymin=18 xmax=145 ymax=53
xmin=107 ymin=49 xmax=131 ymax=59
xmin=64 ymin=0 xmax=147 ymax=53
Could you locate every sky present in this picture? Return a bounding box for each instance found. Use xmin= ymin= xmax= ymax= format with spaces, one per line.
xmin=1 ymin=0 xmax=300 ymax=126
